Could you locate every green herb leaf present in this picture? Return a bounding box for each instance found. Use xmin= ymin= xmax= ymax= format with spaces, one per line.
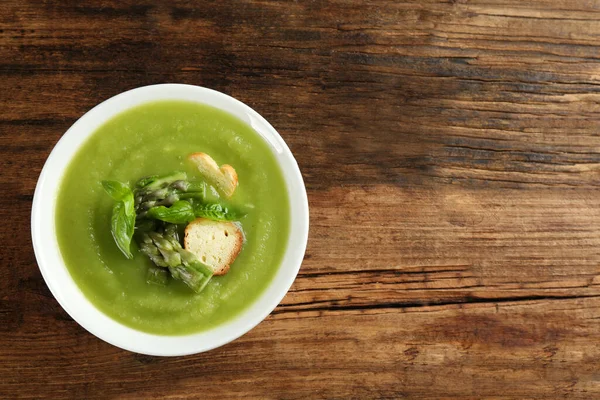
xmin=110 ymin=201 xmax=134 ymax=259
xmin=102 ymin=180 xmax=136 ymax=259
xmin=102 ymin=181 xmax=134 ymax=216
xmin=146 ymin=200 xmax=195 ymax=224
xmin=102 ymin=180 xmax=131 ymax=201
xmin=134 ymin=225 xmax=214 ymax=293
xmin=193 ymin=202 xmax=243 ymax=221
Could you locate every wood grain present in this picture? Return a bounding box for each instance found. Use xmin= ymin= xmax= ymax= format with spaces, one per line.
xmin=2 ymin=0 xmax=600 ymax=398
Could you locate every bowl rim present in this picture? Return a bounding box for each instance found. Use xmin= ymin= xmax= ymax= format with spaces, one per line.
xmin=31 ymin=84 xmax=309 ymax=356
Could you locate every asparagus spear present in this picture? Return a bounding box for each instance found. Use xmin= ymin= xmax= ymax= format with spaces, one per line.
xmin=170 ymin=180 xmax=189 ymax=191
xmin=168 ymin=265 xmax=212 ymax=293
xmin=135 ymin=219 xmax=156 ymax=233
xmin=138 ymin=233 xmax=169 ymax=267
xmin=148 ymin=231 xmax=182 ymax=267
xmin=134 ymin=179 xmax=205 ymax=212
xmin=163 ymin=230 xmax=213 ymax=292
xmin=137 ymin=226 xmax=214 ymax=293
xmin=136 ymin=171 xmax=187 ymax=190
xmin=164 ymin=223 xmax=180 ymax=242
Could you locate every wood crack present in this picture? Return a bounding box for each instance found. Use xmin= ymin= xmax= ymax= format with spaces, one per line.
xmin=298 ymin=267 xmax=469 ymax=278
xmin=274 ymin=294 xmax=600 ymax=315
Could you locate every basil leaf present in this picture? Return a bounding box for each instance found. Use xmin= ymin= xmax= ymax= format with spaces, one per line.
xmin=102 ymin=180 xmax=135 ymax=259
xmin=102 ymin=180 xmax=131 ymax=202
xmin=110 ymin=201 xmax=134 ymax=259
xmin=193 ymin=202 xmax=242 ymax=221
xmin=146 ymin=200 xmax=195 ymax=224
xmin=102 ymin=181 xmax=134 ymax=216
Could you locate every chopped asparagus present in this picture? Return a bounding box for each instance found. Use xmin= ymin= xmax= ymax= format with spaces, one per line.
xmin=164 ymin=224 xmax=179 ymax=242
xmin=169 ymin=265 xmax=212 ymax=293
xmin=137 ymin=171 xmax=187 ymax=190
xmin=170 ymin=180 xmax=190 ymax=191
xmin=138 ymin=235 xmax=169 ymax=267
xmin=137 ymin=227 xmax=214 ymax=293
xmin=135 ymin=219 xmax=156 ymax=233
xmin=103 ymin=169 xmax=236 ymax=294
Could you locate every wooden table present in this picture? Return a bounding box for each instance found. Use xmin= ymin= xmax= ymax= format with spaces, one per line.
xmin=2 ymin=1 xmax=600 ymax=398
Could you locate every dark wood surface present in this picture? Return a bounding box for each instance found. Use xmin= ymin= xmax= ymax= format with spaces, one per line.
xmin=2 ymin=0 xmax=600 ymax=398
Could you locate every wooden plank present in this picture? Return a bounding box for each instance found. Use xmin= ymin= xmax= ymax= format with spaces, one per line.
xmin=2 ymin=298 xmax=600 ymax=398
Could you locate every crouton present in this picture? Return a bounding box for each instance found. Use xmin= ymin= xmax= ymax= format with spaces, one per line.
xmin=184 ymin=218 xmax=243 ymax=275
xmin=188 ymin=152 xmax=238 ymax=198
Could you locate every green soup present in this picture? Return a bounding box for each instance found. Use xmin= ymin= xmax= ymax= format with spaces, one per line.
xmin=55 ymin=100 xmax=290 ymax=335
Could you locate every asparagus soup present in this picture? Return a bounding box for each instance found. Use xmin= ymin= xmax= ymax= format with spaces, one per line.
xmin=55 ymin=100 xmax=290 ymax=335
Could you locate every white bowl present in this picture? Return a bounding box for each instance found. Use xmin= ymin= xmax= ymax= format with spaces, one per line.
xmin=31 ymin=84 xmax=309 ymax=356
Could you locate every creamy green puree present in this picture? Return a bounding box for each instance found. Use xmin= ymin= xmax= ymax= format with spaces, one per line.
xmin=55 ymin=101 xmax=290 ymax=335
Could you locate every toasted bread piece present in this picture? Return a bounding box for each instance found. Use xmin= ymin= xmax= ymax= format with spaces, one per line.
xmin=188 ymin=152 xmax=238 ymax=198
xmin=184 ymin=218 xmax=243 ymax=276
